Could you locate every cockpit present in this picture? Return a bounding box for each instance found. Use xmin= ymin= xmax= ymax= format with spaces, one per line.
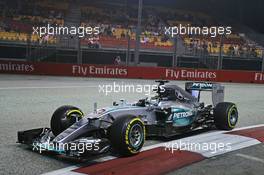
xmin=135 ymin=83 xmax=199 ymax=107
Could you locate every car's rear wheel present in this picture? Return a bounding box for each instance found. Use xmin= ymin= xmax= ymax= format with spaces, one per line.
xmin=109 ymin=115 xmax=145 ymax=156
xmin=214 ymin=102 xmax=238 ymax=130
xmin=50 ymin=105 xmax=84 ymax=136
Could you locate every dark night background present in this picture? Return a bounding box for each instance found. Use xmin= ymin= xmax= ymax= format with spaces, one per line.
xmin=5 ymin=0 xmax=264 ymax=33
xmin=122 ymin=0 xmax=264 ymax=33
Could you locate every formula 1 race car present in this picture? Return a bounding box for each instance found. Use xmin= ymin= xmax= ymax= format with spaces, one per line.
xmin=17 ymin=81 xmax=238 ymax=157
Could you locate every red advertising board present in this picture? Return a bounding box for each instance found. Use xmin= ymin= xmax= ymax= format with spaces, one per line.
xmin=0 ymin=60 xmax=263 ymax=84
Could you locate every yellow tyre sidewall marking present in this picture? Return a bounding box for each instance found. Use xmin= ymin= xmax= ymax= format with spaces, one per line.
xmin=228 ymin=105 xmax=237 ymax=128
xmin=66 ymin=109 xmax=84 ymax=118
xmin=125 ymin=117 xmax=145 ymax=154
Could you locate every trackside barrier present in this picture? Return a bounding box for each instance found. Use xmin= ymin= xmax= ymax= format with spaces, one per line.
xmin=0 ymin=60 xmax=263 ymax=84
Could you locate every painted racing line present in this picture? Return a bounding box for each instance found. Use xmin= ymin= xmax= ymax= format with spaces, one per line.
xmin=42 ymin=124 xmax=264 ymax=175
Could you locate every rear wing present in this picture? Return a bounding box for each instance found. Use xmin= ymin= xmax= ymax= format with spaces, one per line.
xmin=185 ymin=82 xmax=225 ymax=107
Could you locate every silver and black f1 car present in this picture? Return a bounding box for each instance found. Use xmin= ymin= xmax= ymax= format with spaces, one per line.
xmin=17 ymin=81 xmax=238 ymax=157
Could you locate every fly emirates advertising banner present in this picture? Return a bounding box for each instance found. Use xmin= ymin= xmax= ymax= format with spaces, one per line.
xmin=0 ymin=60 xmax=263 ymax=84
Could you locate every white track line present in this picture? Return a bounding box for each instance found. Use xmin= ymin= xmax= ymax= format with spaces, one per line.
xmin=236 ymin=153 xmax=264 ymax=164
xmin=232 ymin=124 xmax=264 ymax=131
xmin=42 ymin=156 xmax=117 ymax=175
xmin=42 ymin=166 xmax=81 ymax=175
xmin=42 ymin=124 xmax=264 ymax=175
xmin=143 ymin=123 xmax=264 ymax=153
xmin=142 ymin=131 xmax=261 ymax=158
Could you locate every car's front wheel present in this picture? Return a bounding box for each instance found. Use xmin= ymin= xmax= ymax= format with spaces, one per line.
xmin=50 ymin=105 xmax=84 ymax=136
xmin=109 ymin=115 xmax=145 ymax=156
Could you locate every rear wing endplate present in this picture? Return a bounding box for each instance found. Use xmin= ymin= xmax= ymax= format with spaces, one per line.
xmin=185 ymin=82 xmax=225 ymax=106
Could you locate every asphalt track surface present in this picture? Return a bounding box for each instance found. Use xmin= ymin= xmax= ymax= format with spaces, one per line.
xmin=0 ymin=74 xmax=263 ymax=175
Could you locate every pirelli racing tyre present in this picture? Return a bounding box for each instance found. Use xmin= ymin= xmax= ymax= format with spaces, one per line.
xmin=50 ymin=105 xmax=84 ymax=136
xmin=109 ymin=115 xmax=145 ymax=156
xmin=214 ymin=102 xmax=238 ymax=130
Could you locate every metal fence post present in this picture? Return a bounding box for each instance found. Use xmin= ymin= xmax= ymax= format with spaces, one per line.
xmin=77 ymin=38 xmax=82 ymax=64
xmin=261 ymin=50 xmax=264 ymax=72
xmin=217 ymin=35 xmax=223 ymax=70
xmin=126 ymin=33 xmax=131 ymax=66
xmin=134 ymin=0 xmax=143 ymax=66
xmin=172 ymin=36 xmax=178 ymax=67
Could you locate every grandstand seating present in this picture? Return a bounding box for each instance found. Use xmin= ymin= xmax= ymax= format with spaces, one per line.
xmin=0 ymin=0 xmax=262 ymax=57
xmin=81 ymin=36 xmax=173 ymax=51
